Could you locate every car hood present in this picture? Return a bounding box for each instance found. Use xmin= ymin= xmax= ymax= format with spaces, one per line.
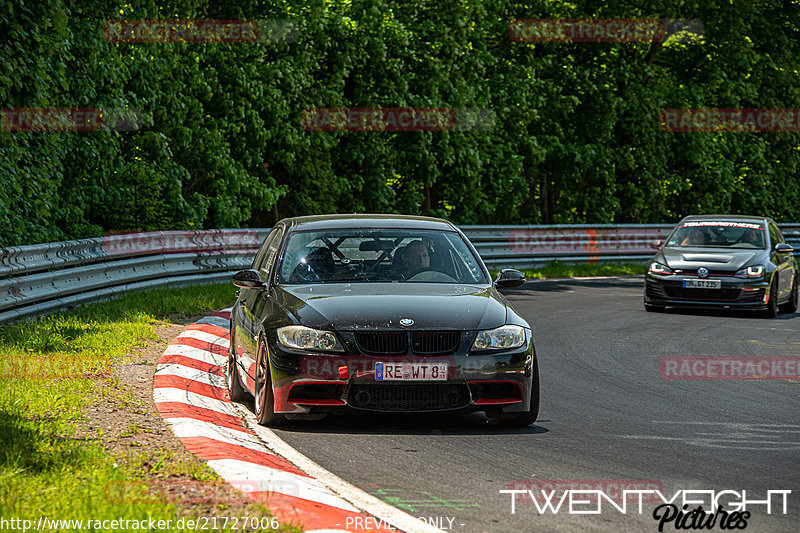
xmin=273 ymin=284 xmax=507 ymax=330
xmin=659 ymin=247 xmax=764 ymax=271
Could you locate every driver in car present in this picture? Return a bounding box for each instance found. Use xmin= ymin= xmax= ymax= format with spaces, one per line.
xmin=398 ymin=240 xmax=430 ymax=278
xmin=680 ymin=227 xmax=707 ymax=246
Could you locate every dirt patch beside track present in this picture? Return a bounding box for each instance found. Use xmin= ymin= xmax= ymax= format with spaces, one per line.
xmin=75 ymin=317 xmax=261 ymax=515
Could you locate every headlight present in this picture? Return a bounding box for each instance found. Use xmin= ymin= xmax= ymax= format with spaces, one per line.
xmin=277 ymin=326 xmax=344 ymax=352
xmin=735 ymin=264 xmax=765 ymax=279
xmin=471 ymin=325 xmax=525 ymax=351
xmin=648 ymin=262 xmax=673 ymax=275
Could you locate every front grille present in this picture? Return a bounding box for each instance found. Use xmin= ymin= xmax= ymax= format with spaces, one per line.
xmin=674 ymin=269 xmax=735 ymax=277
xmin=411 ymin=331 xmax=460 ymax=355
xmin=646 ymin=284 xmax=665 ymax=299
xmin=347 ymin=383 xmax=470 ymax=411
xmin=355 ymin=332 xmax=407 ymax=355
xmin=664 ymin=287 xmax=741 ymax=301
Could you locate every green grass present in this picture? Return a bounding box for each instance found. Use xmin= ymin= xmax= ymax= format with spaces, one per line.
xmin=490 ymin=260 xmax=646 ymax=280
xmin=0 ymin=283 xmax=299 ymax=532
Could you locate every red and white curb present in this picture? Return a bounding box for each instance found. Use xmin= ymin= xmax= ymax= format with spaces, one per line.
xmin=154 ymin=309 xmax=442 ymax=533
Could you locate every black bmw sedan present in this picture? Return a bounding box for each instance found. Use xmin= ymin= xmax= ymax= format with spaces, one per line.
xmin=644 ymin=215 xmax=798 ymax=317
xmin=227 ymin=214 xmax=539 ymax=426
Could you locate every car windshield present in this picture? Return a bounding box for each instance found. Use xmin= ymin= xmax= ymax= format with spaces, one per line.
xmin=277 ymin=228 xmax=488 ymax=284
xmin=665 ymin=221 xmax=766 ymax=249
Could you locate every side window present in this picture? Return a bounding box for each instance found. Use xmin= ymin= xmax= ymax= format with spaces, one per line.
xmin=252 ymin=228 xmax=281 ymax=273
xmin=768 ymin=223 xmax=784 ymax=247
xmin=258 ymin=228 xmax=284 ymax=281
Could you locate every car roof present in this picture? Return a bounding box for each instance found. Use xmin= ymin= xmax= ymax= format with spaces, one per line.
xmin=278 ymin=214 xmax=459 ymax=232
xmin=678 ymin=214 xmax=771 ymax=224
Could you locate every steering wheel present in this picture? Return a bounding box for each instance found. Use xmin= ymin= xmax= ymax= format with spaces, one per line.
xmin=405 ymin=268 xmax=456 ymax=282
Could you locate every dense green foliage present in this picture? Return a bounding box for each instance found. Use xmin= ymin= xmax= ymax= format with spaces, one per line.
xmin=2 ymin=0 xmax=800 ymax=246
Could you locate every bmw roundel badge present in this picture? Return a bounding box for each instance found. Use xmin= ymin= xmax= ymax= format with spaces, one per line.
xmin=399 ymin=318 xmax=414 ymax=326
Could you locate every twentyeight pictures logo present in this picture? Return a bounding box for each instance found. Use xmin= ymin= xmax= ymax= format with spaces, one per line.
xmin=501 ymin=483 xmax=791 ymax=531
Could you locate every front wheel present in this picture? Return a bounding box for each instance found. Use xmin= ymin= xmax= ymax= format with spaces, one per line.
xmin=254 ymin=338 xmax=285 ymax=426
xmin=764 ymin=276 xmax=780 ymax=318
xmin=779 ymin=273 xmax=798 ymax=314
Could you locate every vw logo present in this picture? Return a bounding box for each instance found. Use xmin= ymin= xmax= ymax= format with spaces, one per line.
xmin=697 ymin=267 xmax=709 ymax=279
xmin=399 ymin=318 xmax=414 ymax=327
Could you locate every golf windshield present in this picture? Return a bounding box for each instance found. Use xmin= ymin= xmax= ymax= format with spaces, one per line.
xmin=665 ymin=221 xmax=767 ymax=249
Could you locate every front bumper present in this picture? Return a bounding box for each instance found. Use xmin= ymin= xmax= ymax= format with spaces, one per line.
xmin=264 ymin=329 xmax=536 ymax=415
xmin=644 ymin=272 xmax=770 ymax=309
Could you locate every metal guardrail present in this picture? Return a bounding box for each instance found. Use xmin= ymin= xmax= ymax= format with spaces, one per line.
xmin=461 ymin=223 xmax=675 ymax=269
xmin=461 ymin=223 xmax=800 ymax=268
xmin=1 ymin=224 xmax=798 ymax=325
xmin=0 ymin=229 xmax=268 ymax=325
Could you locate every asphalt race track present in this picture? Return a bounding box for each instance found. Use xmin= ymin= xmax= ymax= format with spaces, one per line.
xmin=263 ymin=276 xmax=800 ymax=533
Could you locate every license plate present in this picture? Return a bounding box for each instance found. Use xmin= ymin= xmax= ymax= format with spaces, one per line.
xmin=375 ymin=362 xmax=448 ymax=381
xmin=682 ymin=279 xmax=721 ymax=289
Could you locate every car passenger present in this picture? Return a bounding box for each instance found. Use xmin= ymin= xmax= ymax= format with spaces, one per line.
xmin=741 ymin=230 xmax=763 ymax=247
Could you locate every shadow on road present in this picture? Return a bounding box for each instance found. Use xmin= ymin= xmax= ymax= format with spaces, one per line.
xmin=271 ymin=411 xmax=551 ymax=436
xmin=647 ymin=306 xmax=798 ymax=321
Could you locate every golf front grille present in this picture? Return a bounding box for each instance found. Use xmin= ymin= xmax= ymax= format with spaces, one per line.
xmin=664 ymin=287 xmax=741 ymax=300
xmin=347 ymin=383 xmax=470 ymax=411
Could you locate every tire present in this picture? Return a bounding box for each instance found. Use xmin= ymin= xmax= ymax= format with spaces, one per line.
xmin=779 ymin=273 xmax=798 ymax=314
xmin=254 ymin=337 xmax=285 ymax=426
xmin=496 ymin=358 xmax=540 ymax=427
xmin=226 ymin=322 xmax=250 ymax=402
xmin=764 ymin=276 xmax=779 ymax=318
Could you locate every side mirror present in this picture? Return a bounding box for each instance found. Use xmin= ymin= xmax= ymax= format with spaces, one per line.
xmin=232 ymin=269 xmax=265 ymax=290
xmin=495 ymin=269 xmax=526 ymax=289
xmin=774 ymin=243 xmax=794 ymax=254
xmin=649 ymin=239 xmax=664 ymax=250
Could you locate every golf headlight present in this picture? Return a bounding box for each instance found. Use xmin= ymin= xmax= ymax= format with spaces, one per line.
xmin=735 ymin=264 xmax=765 ymax=279
xmin=277 ymin=326 xmax=343 ymax=352
xmin=472 ymin=325 xmax=525 ymax=351
xmin=648 ymin=262 xmax=673 ymax=275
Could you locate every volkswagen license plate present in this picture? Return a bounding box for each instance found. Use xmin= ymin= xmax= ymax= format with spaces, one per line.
xmin=682 ymin=279 xmax=721 ymax=289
